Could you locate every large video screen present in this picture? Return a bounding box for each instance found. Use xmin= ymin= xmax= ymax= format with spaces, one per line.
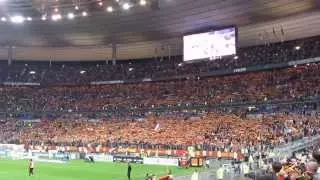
xmin=183 ymin=27 xmax=236 ymax=61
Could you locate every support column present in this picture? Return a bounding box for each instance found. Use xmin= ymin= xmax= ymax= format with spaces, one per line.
xmin=112 ymin=44 xmax=117 ymax=65
xmin=168 ymin=45 xmax=171 ymax=61
xmin=7 ymin=46 xmax=13 ymax=66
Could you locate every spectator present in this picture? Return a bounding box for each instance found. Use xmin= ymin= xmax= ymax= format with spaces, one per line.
xmin=216 ymin=164 xmax=225 ymax=180
xmin=191 ymin=169 xmax=199 ymax=180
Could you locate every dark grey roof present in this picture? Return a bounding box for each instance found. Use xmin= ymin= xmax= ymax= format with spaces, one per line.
xmin=0 ymin=0 xmax=319 ymax=47
xmin=0 ymin=0 xmax=319 ymax=61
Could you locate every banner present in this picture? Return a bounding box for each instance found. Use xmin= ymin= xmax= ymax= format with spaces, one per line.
xmin=3 ymin=82 xmax=40 ymax=86
xmin=143 ymin=157 xmax=179 ymax=166
xmin=0 ymin=144 xmax=25 ymax=151
xmin=88 ymin=154 xmax=113 ymax=162
xmin=288 ymin=57 xmax=320 ymax=66
xmin=35 ymin=159 xmax=68 ymax=164
xmin=91 ymin=80 xmax=124 ymax=85
xmin=113 ymin=155 xmax=143 ymax=164
xmin=32 ymin=152 xmax=49 ymax=159
xmin=0 ymin=150 xmax=7 ymax=158
xmin=142 ymin=78 xmax=152 ymax=82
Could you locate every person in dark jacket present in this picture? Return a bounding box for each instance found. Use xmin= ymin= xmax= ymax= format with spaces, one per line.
xmin=127 ymin=163 xmax=132 ymax=180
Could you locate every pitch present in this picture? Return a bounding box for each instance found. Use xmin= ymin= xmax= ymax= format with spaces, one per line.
xmin=0 ymin=159 xmax=195 ymax=180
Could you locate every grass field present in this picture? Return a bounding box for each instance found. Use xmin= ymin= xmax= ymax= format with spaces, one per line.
xmin=0 ymin=159 xmax=196 ymax=180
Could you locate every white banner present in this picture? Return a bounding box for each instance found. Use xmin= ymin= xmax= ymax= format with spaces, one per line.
xmin=35 ymin=159 xmax=67 ymax=164
xmin=143 ymin=157 xmax=179 ymax=166
xmin=142 ymin=78 xmax=152 ymax=82
xmin=91 ymin=80 xmax=124 ymax=85
xmin=288 ymin=57 xmax=320 ymax=66
xmin=88 ymin=154 xmax=113 ymax=162
xmin=0 ymin=144 xmax=25 ymax=151
xmin=3 ymin=82 xmax=40 ymax=86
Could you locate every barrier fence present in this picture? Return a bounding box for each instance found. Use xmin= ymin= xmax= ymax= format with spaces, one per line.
xmin=272 ymin=135 xmax=320 ymax=160
xmin=1 ymin=135 xmax=320 ymax=179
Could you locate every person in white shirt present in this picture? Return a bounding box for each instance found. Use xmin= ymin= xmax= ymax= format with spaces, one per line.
xmin=205 ymin=159 xmax=210 ymax=168
xmin=241 ymin=163 xmax=250 ymax=176
xmin=191 ymin=169 xmax=199 ymax=180
xmin=216 ymin=165 xmax=224 ymax=180
xmin=248 ymin=154 xmax=254 ymax=169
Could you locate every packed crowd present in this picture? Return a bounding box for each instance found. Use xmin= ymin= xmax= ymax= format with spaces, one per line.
xmin=0 ymin=35 xmax=319 ymax=84
xmin=0 ymin=112 xmax=319 ymax=152
xmin=0 ymin=62 xmax=319 ymax=115
xmin=245 ymin=147 xmax=320 ymax=180
xmin=0 ymin=36 xmax=319 ymax=164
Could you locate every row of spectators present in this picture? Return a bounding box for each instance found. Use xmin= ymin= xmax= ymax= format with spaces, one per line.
xmin=0 ymin=35 xmax=319 ymax=84
xmin=0 ymin=62 xmax=320 ymax=115
xmin=1 ymin=112 xmax=319 ymax=152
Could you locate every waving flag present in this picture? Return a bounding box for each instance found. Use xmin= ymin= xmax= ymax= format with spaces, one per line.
xmin=154 ymin=123 xmax=160 ymax=131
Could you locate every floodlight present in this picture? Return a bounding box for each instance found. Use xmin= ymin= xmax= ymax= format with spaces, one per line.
xmin=10 ymin=15 xmax=25 ymax=23
xmin=107 ymin=6 xmax=113 ymax=12
xmin=67 ymin=13 xmax=75 ymax=19
xmin=123 ymin=3 xmax=130 ymax=10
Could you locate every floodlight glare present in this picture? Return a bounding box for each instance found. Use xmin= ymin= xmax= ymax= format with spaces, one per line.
xmin=123 ymin=3 xmax=130 ymax=10
xmin=82 ymin=11 xmax=88 ymax=17
xmin=41 ymin=15 xmax=47 ymax=21
xmin=140 ymin=0 xmax=147 ymax=6
xmin=52 ymin=14 xmax=62 ymax=21
xmin=107 ymin=6 xmax=113 ymax=12
xmin=67 ymin=13 xmax=75 ymax=19
xmin=10 ymin=15 xmax=25 ymax=24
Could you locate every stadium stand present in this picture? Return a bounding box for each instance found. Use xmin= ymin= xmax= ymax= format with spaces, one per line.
xmin=0 ymin=36 xmax=319 ymax=84
xmin=1 ymin=113 xmax=318 ymax=152
xmin=0 ymin=61 xmax=320 ymax=114
xmin=1 ymin=0 xmax=320 ymax=179
xmin=1 ymin=36 xmax=320 ymax=179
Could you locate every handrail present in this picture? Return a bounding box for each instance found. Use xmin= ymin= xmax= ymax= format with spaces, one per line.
xmin=272 ymin=135 xmax=320 ymax=159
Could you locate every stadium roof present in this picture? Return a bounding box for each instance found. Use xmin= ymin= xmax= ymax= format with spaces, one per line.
xmin=0 ymin=0 xmax=319 ymax=61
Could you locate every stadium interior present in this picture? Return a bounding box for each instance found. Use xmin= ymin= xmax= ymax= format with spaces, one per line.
xmin=1 ymin=0 xmax=320 ymax=180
